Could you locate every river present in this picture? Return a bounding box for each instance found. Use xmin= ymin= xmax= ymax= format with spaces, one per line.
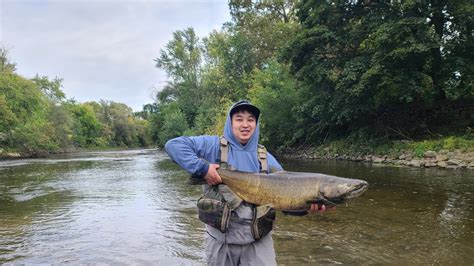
xmin=0 ymin=149 xmax=473 ymax=264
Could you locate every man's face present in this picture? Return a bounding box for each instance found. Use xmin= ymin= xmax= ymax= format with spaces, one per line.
xmin=231 ymin=110 xmax=256 ymax=145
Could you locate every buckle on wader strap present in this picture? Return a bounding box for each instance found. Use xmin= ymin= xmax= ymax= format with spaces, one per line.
xmin=257 ymin=144 xmax=268 ymax=173
xmin=219 ymin=137 xmax=230 ymax=169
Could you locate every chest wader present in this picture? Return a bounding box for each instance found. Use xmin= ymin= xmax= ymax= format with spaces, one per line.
xmin=196 ymin=137 xmax=276 ymax=241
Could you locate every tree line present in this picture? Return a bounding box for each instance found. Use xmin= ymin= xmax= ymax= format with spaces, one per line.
xmin=1 ymin=0 xmax=472 ymax=157
xmin=0 ymin=48 xmax=150 ymax=156
xmin=151 ymin=0 xmax=473 ymax=152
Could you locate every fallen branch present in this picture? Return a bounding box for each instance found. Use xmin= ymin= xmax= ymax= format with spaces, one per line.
xmin=387 ymin=127 xmax=413 ymax=141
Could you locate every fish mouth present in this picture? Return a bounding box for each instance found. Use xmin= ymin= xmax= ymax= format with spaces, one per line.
xmin=316 ymin=181 xmax=368 ymax=206
xmin=345 ymin=181 xmax=369 ymax=199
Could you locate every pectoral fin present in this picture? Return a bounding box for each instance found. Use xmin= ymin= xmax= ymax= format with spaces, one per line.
xmin=269 ymin=166 xmax=285 ymax=174
xmin=281 ymin=210 xmax=309 ymax=216
xmin=218 ymin=185 xmax=243 ymax=210
xmin=306 ymin=197 xmax=337 ymax=207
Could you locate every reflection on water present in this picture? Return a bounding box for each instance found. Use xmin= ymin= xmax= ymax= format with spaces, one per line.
xmin=0 ymin=150 xmax=473 ymax=264
xmin=276 ymin=159 xmax=474 ymax=264
xmin=0 ymin=149 xmax=205 ymax=264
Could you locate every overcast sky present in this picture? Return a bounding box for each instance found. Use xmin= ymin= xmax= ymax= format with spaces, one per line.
xmin=0 ymin=0 xmax=230 ymax=111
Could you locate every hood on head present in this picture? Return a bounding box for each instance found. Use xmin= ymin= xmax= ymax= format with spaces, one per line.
xmin=224 ymin=100 xmax=260 ymax=151
xmin=229 ymin=100 xmax=260 ymax=122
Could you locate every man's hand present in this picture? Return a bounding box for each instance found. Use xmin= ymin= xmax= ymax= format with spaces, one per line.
xmin=204 ymin=164 xmax=222 ymax=185
xmin=308 ymin=204 xmax=335 ymax=214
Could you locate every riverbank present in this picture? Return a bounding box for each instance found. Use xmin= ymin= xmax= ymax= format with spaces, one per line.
xmin=0 ymin=147 xmax=75 ymax=159
xmin=284 ymin=148 xmax=474 ymax=169
xmin=282 ymin=136 xmax=474 ymax=170
xmin=0 ymin=146 xmax=153 ymax=160
xmin=0 ymin=149 xmax=22 ymax=159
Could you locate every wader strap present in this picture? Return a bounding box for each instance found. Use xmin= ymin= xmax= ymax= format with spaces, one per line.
xmin=220 ymin=136 xmax=268 ymax=173
xmin=257 ymin=145 xmax=268 ymax=173
xmin=219 ymin=137 xmax=228 ymax=165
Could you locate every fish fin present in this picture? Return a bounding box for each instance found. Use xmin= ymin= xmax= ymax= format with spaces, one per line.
xmin=220 ymin=163 xmax=236 ymax=171
xmin=218 ymin=185 xmax=243 ymax=210
xmin=269 ymin=166 xmax=284 ymax=174
xmin=187 ymin=175 xmax=207 ymax=185
xmin=306 ymin=198 xmax=337 ymax=207
xmin=269 ymin=170 xmax=286 ymax=175
xmin=282 ymin=210 xmax=309 ymax=216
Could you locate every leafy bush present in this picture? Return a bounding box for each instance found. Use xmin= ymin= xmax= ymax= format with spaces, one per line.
xmin=9 ymin=121 xmax=59 ymax=156
xmin=158 ymin=103 xmax=189 ymax=146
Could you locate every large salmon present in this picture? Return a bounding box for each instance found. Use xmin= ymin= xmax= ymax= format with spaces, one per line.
xmin=191 ymin=168 xmax=368 ymax=211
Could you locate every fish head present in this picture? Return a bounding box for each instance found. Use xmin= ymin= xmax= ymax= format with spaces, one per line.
xmin=317 ymin=176 xmax=368 ymax=205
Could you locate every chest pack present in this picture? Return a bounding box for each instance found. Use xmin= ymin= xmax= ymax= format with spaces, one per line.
xmin=196 ymin=136 xmax=276 ymax=241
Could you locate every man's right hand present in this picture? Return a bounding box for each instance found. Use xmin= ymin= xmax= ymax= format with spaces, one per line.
xmin=204 ymin=164 xmax=222 ymax=185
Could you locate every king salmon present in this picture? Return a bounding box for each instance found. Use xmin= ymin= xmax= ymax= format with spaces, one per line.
xmin=191 ymin=168 xmax=368 ymax=211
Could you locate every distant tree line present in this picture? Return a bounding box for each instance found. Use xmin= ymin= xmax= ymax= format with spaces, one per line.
xmin=2 ymin=0 xmax=472 ymax=156
xmin=150 ymin=0 xmax=473 ymax=151
xmin=0 ymin=48 xmax=150 ymax=156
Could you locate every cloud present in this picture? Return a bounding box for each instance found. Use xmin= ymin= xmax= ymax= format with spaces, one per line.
xmin=1 ymin=0 xmax=230 ymax=111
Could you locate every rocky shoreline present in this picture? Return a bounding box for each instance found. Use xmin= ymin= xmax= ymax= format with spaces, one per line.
xmin=0 ymin=149 xmax=22 ymax=159
xmin=283 ymin=149 xmax=474 ymax=170
xmin=0 ymin=147 xmax=149 ymax=160
xmin=0 ymin=147 xmax=75 ymax=159
xmin=2 ymin=146 xmax=473 ymax=169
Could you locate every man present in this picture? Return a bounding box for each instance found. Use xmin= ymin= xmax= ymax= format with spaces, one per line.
xmin=165 ymin=100 xmax=327 ymax=265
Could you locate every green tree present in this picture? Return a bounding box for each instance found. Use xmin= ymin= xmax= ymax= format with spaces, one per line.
xmin=0 ymin=47 xmax=16 ymax=73
xmin=155 ymin=28 xmax=203 ymax=126
xmin=84 ymin=100 xmax=145 ymax=147
xmin=0 ymin=72 xmax=46 ymax=125
xmin=229 ymin=0 xmax=299 ymax=63
xmin=47 ymin=105 xmax=74 ymax=150
xmin=65 ymin=101 xmax=103 ymax=147
xmin=8 ymin=121 xmax=59 ymax=156
xmin=32 ymin=75 xmax=66 ymax=104
xmin=0 ymin=94 xmax=18 ymax=132
xmin=151 ymin=2 xmax=301 ymax=146
xmin=249 ymin=60 xmax=301 ymax=150
xmin=108 ymin=102 xmax=138 ymax=146
xmin=0 ymin=70 xmax=63 ymax=154
xmin=202 ymin=28 xmax=255 ymax=101
xmin=134 ymin=103 xmax=158 ymax=120
xmin=284 ymin=0 xmax=473 ymax=139
xmin=158 ymin=102 xmax=189 ymax=146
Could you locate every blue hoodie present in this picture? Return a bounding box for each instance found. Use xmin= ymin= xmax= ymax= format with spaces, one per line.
xmin=165 ymin=104 xmax=283 ymax=244
xmin=164 ymin=106 xmax=282 ymax=178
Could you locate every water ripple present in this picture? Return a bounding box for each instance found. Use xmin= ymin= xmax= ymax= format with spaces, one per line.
xmin=1 ymin=150 xmax=473 ymax=264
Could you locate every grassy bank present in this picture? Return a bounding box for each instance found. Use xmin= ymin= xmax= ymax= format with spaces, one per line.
xmin=321 ymin=135 xmax=472 ymax=158
xmin=283 ymin=133 xmax=474 ymax=169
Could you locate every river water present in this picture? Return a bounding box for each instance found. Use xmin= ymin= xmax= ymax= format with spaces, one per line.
xmin=0 ymin=149 xmax=472 ymax=264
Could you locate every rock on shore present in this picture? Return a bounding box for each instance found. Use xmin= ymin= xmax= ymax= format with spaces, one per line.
xmin=284 ymin=149 xmax=474 ymax=170
xmin=0 ymin=149 xmax=22 ymax=159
